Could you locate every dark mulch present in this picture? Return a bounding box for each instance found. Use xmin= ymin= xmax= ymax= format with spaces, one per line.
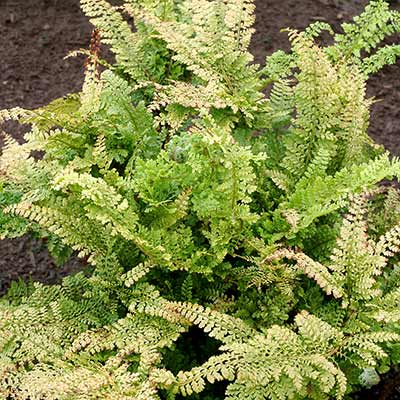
xmin=0 ymin=0 xmax=399 ymax=398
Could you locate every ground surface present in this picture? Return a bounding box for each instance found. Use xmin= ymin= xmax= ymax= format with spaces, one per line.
xmin=0 ymin=0 xmax=399 ymax=397
xmin=0 ymin=0 xmax=91 ymax=294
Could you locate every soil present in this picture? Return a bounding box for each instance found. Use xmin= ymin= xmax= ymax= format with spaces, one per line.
xmin=0 ymin=0 xmax=399 ymax=398
xmin=0 ymin=0 xmax=92 ymax=294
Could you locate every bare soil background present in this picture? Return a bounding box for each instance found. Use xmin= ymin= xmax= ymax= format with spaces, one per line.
xmin=0 ymin=0 xmax=399 ymax=397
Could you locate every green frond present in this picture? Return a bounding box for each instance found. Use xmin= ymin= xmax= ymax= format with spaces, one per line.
xmin=277 ymin=154 xmax=400 ymax=237
xmin=80 ymin=0 xmax=142 ymax=81
xmin=155 ymin=301 xmax=255 ymax=344
xmin=0 ymin=107 xmax=33 ymax=124
xmin=326 ymin=0 xmax=400 ymax=61
xmin=266 ymin=248 xmax=344 ymax=298
xmin=362 ymin=44 xmax=400 ymax=75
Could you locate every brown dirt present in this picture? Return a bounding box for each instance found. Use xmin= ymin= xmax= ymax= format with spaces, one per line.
xmin=0 ymin=0 xmax=399 ymax=397
xmin=0 ymin=0 xmax=91 ymax=294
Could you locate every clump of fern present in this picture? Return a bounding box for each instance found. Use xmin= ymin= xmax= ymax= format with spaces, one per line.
xmin=0 ymin=0 xmax=400 ymax=399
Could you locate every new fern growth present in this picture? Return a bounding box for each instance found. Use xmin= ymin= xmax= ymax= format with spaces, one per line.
xmin=0 ymin=0 xmax=400 ymax=398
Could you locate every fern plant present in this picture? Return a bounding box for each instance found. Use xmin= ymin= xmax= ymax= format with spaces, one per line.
xmin=0 ymin=0 xmax=400 ymax=398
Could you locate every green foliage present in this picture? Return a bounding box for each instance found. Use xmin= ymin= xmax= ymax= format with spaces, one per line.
xmin=0 ymin=0 xmax=400 ymax=398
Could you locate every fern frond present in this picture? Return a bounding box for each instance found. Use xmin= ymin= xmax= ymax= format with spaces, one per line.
xmin=327 ymin=0 xmax=400 ymax=61
xmin=156 ymin=301 xmax=254 ymax=344
xmin=266 ymin=248 xmax=344 ymax=298
xmin=362 ymin=44 xmax=400 ymax=75
xmin=80 ymin=0 xmax=141 ymax=81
